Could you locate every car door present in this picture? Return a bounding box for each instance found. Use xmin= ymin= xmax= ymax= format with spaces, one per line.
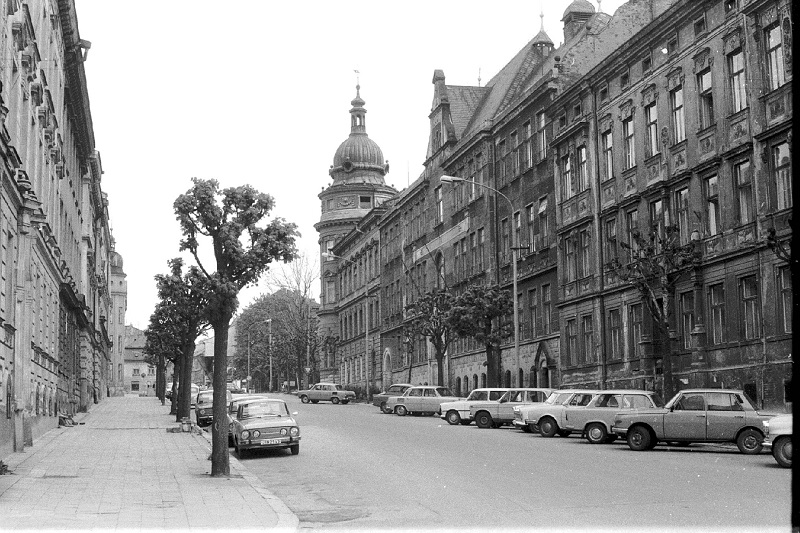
xmin=422 ymin=388 xmax=440 ymax=412
xmin=663 ymin=392 xmax=707 ymax=440
xmin=570 ymin=393 xmax=620 ymax=430
xmin=705 ymin=392 xmax=747 ymax=440
xmin=404 ymin=388 xmax=424 ymax=411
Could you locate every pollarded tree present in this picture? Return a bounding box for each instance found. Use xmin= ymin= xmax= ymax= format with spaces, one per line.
xmin=174 ymin=178 xmax=297 ymax=477
xmin=143 ymin=258 xmax=209 ymax=420
xmin=448 ymin=284 xmax=513 ymax=387
xmin=608 ymin=224 xmax=700 ymax=401
xmin=405 ymin=288 xmax=456 ymax=387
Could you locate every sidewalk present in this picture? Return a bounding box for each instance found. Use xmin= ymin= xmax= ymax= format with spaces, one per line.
xmin=0 ymin=395 xmax=299 ymax=531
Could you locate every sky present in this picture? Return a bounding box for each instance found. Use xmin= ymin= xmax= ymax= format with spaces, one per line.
xmin=74 ymin=0 xmax=626 ymax=330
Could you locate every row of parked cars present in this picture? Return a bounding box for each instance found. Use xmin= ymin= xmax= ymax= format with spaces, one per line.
xmin=373 ymin=383 xmax=792 ymax=468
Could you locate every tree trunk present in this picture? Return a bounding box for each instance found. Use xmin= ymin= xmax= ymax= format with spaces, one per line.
xmin=177 ymin=342 xmax=194 ymax=422
xmin=435 ymin=349 xmax=445 ymax=387
xmin=485 ymin=343 xmax=500 ymax=387
xmin=660 ymin=319 xmax=675 ymax=401
xmin=169 ymin=358 xmax=179 ymax=416
xmin=211 ymin=318 xmax=232 ymax=477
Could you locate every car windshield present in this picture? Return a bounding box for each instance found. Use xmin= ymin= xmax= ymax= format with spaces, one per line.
xmin=334 ymin=385 xmax=344 ymax=391
xmin=436 ymin=387 xmax=454 ymax=397
xmin=197 ymin=392 xmax=213 ymax=403
xmin=240 ymin=402 xmax=287 ymax=419
xmin=545 ymin=392 xmax=570 ymax=405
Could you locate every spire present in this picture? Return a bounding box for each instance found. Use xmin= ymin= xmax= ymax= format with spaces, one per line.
xmin=532 ymin=6 xmax=554 ymax=47
xmin=349 ymin=72 xmax=366 ymax=134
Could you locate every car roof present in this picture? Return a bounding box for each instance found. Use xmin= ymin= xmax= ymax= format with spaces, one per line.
xmin=676 ymin=389 xmax=745 ymax=393
xmin=554 ymin=389 xmax=599 ymax=393
xmin=389 ymin=383 xmax=414 ymax=386
xmin=472 ymin=387 xmax=512 ymax=391
xmin=594 ymin=389 xmax=657 ymax=394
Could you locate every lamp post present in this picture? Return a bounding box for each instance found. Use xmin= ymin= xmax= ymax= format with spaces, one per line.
xmin=322 ymin=251 xmax=376 ymax=401
xmin=440 ymin=175 xmax=520 ymax=369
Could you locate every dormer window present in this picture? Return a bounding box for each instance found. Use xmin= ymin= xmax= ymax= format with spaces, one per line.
xmin=573 ymin=103 xmax=582 ymax=121
xmin=620 ymin=68 xmax=630 ymax=89
xmin=360 ymin=196 xmax=372 ymax=209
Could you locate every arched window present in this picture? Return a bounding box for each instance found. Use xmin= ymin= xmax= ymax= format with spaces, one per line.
xmin=463 ymin=375 xmax=469 ymax=394
xmin=473 ymin=374 xmax=479 ymax=391
xmin=481 ymin=373 xmax=487 ymax=388
xmin=455 ymin=377 xmax=461 ymax=395
xmin=505 ymin=370 xmax=512 ymax=387
xmin=530 ymin=366 xmax=537 ymax=388
xmin=518 ymin=369 xmax=525 ymax=387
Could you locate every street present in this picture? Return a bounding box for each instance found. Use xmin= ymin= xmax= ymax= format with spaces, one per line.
xmin=230 ymin=395 xmax=790 ymax=531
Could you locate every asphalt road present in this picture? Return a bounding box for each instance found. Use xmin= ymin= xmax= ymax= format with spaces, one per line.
xmin=231 ymin=394 xmax=790 ymax=532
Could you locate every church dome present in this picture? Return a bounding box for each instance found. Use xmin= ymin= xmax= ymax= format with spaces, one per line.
xmin=563 ymin=0 xmax=595 ymax=20
xmin=329 ymin=85 xmax=387 ymax=178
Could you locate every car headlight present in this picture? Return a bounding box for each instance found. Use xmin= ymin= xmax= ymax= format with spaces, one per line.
xmin=198 ymin=409 xmax=205 ymax=415
xmin=290 ymin=427 xmax=299 ymax=437
xmin=241 ymin=430 xmax=250 ymax=440
xmin=252 ymin=430 xmax=260 ymax=439
xmin=762 ymin=420 xmax=770 ymax=436
xmin=280 ymin=428 xmax=288 ymax=436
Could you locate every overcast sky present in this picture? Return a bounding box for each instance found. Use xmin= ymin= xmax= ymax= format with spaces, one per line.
xmin=74 ymin=0 xmax=626 ymax=330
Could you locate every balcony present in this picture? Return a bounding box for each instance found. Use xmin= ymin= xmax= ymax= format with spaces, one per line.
xmin=560 ymin=188 xmax=593 ymax=227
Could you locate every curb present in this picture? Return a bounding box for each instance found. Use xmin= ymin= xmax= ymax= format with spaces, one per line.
xmin=196 ymin=426 xmax=300 ymax=532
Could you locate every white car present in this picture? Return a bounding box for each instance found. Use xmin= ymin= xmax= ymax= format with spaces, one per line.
xmin=385 ymin=386 xmax=463 ymax=416
xmin=763 ymin=414 xmax=792 ymax=468
xmin=439 ymin=388 xmax=511 ymax=426
xmin=513 ymin=389 xmax=598 ymax=436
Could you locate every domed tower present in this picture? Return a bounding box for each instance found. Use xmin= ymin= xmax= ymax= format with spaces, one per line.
xmin=532 ymin=9 xmax=554 ymax=57
xmin=316 ymin=85 xmax=395 ymax=280
xmin=562 ymin=0 xmax=596 ymax=42
xmin=108 ymin=249 xmax=127 ymax=396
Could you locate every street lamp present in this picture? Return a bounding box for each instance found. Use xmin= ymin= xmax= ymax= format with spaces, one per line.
xmin=440 ymin=175 xmax=520 ymax=369
xmin=322 ymin=251 xmax=377 ymax=401
xmin=244 ymin=319 xmax=272 ymax=393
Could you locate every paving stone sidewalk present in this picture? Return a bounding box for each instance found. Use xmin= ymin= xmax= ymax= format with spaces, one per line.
xmin=0 ymin=395 xmax=299 ymax=531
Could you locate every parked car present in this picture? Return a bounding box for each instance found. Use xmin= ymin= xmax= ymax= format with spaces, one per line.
xmin=194 ymin=389 xmax=233 ymax=427
xmin=440 ymin=388 xmax=510 ymax=425
xmin=516 ymin=389 xmax=598 ymax=437
xmin=561 ymin=390 xmax=664 ymax=444
xmin=763 ymin=414 xmax=792 ymax=468
xmin=469 ymin=388 xmax=553 ymax=429
xmin=385 ymin=386 xmax=463 ymax=416
xmin=226 ymin=395 xmax=267 ymax=446
xmin=373 ymin=383 xmax=414 ymax=413
xmin=169 ymin=383 xmax=200 ymax=406
xmin=297 ymin=383 xmax=356 ymax=404
xmin=611 ymin=388 xmax=778 ymax=454
xmin=230 ymin=398 xmax=301 ymax=457
xmin=513 ymin=390 xmax=572 ymax=432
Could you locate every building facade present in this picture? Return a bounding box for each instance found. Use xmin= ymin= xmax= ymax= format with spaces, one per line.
xmin=0 ymin=0 xmax=118 ymax=456
xmin=315 ymin=0 xmax=792 ymax=409
xmin=108 ymin=251 xmax=127 ymax=396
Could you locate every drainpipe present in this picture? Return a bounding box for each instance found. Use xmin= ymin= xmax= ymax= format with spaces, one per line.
xmin=590 ymin=86 xmax=608 ymax=389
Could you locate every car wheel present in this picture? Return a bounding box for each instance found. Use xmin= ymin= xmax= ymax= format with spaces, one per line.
xmin=585 ymin=423 xmax=608 ymax=444
xmin=395 ymin=405 xmax=408 ymax=416
xmin=539 ymin=417 xmax=558 ymax=438
xmin=445 ymin=410 xmax=461 ymax=425
xmin=475 ymin=412 xmax=493 ymax=429
xmin=772 ymin=435 xmax=792 ymax=468
xmin=235 ymin=439 xmax=246 ymax=458
xmin=300 ymin=395 xmax=310 ymax=404
xmin=331 ymin=397 xmax=341 ymax=404
xmin=290 ymin=444 xmax=300 ymax=456
xmin=736 ymin=428 xmax=764 ymax=455
xmin=627 ymin=425 xmax=653 ymax=451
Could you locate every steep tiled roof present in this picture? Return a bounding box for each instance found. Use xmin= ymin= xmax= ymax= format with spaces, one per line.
xmin=445 ymin=85 xmax=490 ymax=139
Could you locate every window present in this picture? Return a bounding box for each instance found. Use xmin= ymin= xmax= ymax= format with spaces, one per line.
xmin=608 ymin=309 xmax=621 ymax=360
xmin=599 ymin=85 xmax=609 ymax=102
xmin=740 ymin=276 xmax=760 ymax=340
xmin=601 ymin=129 xmax=613 ymax=181
xmin=528 ymin=288 xmax=537 ymax=338
xmin=693 ymin=13 xmax=707 ymax=36
xmin=674 ymin=393 xmax=705 ymax=411
xmin=539 ymin=197 xmax=549 ymax=244
xmin=622 ymin=117 xmax=635 ymax=170
xmin=765 ymin=24 xmax=786 ymax=91
xmin=561 ymin=152 xmax=573 ymax=199
xmin=679 ymin=291 xmax=694 ymax=349
xmin=501 ymin=218 xmax=510 ymax=263
xmin=522 ymin=121 xmax=532 ymax=169
xmin=629 ymin=304 xmax=643 ymax=360
xmin=674 ymin=187 xmax=690 ymax=244
xmin=642 ymin=52 xmax=652 ymax=73
xmin=604 ymin=217 xmax=617 ymax=262
xmin=708 ymin=283 xmax=725 ymax=345
xmin=536 ymin=112 xmax=547 ymax=160
xmin=645 ymin=102 xmax=658 ymax=158
xmin=728 ymin=49 xmax=746 ymax=113
xmin=620 ymin=68 xmax=630 ymax=89
xmin=435 ymin=186 xmax=443 ymax=224
xmin=670 ymin=86 xmax=685 ymax=143
xmin=477 ymin=228 xmax=485 ymax=271
xmin=513 ymin=211 xmax=521 ymax=257
xmin=724 ymin=0 xmax=737 ymax=14
xmin=581 ymin=314 xmax=593 ymax=364
xmin=359 ymin=196 xmax=372 ymax=209
xmin=542 ymin=284 xmax=552 ymax=334
xmin=734 ymin=160 xmax=752 ymax=226
xmin=625 ymin=209 xmax=638 ymax=248
xmin=131 ymin=382 xmax=139 ymax=392
xmin=704 ymin=175 xmax=720 ymax=235
xmin=578 ymin=229 xmax=590 ymax=279
xmin=649 ymin=199 xmax=665 ymax=251
xmin=573 ymin=103 xmax=582 ymax=120
xmin=773 ymin=141 xmax=792 ymax=210
xmin=565 ymin=319 xmax=577 ymax=366
xmin=697 ymin=69 xmax=714 ymax=129
xmin=576 ymin=146 xmax=588 ymax=192
xmin=510 ymin=131 xmax=519 ymax=176
xmin=469 ymin=232 xmax=477 ymax=274
xmin=565 ymin=236 xmax=576 ymax=282
xmin=778 ymin=266 xmax=792 ymax=333
xmin=526 ymin=205 xmax=535 ymax=252
xmin=132 ymin=368 xmax=139 ymax=377
xmin=496 ymin=139 xmax=507 ymax=184
xmin=667 ymin=35 xmax=678 ymax=56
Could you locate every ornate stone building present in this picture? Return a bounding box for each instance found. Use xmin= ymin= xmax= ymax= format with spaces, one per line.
xmin=0 ymin=0 xmax=118 ymax=456
xmin=316 ymin=0 xmax=792 ymax=409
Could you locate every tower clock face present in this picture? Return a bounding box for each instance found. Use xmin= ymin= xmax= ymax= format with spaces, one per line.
xmin=342 ymin=161 xmax=354 ymax=172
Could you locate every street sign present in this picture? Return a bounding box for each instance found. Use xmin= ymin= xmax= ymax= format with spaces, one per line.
xmin=246 ymin=376 xmax=252 ymax=381
xmin=304 ymin=367 xmax=311 ymax=374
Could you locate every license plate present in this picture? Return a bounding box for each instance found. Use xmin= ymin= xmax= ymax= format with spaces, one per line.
xmin=260 ymin=439 xmax=281 ymax=445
